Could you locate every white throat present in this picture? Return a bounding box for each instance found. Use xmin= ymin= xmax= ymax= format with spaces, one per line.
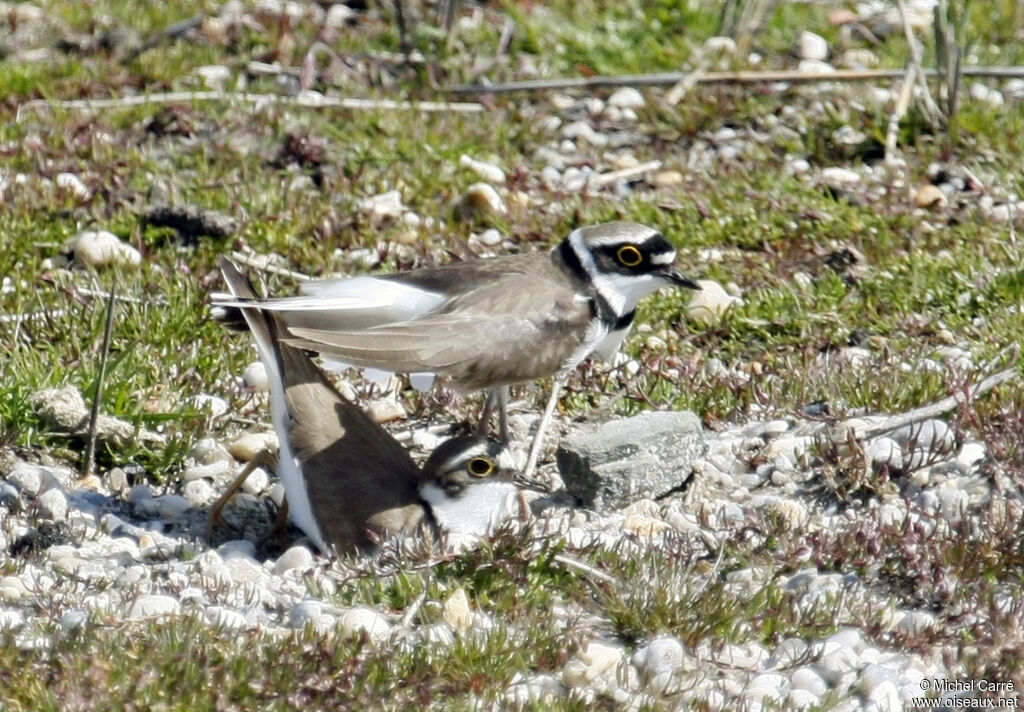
xmin=420 ymin=480 xmax=520 ymax=540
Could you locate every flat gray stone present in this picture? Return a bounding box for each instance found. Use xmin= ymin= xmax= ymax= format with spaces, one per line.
xmin=556 ymin=410 xmax=705 ymax=511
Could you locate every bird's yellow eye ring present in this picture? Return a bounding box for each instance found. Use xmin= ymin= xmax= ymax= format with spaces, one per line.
xmin=467 ymin=457 xmax=495 ymax=477
xmin=617 ymin=245 xmax=643 ymax=267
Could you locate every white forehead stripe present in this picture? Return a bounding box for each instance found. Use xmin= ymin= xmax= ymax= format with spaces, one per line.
xmin=650 ymin=251 xmax=676 ymax=265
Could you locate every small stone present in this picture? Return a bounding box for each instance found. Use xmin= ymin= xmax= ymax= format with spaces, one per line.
xmin=791 ymin=666 xmax=828 ymax=697
xmin=895 ymin=609 xmax=937 ymax=635
xmin=324 ymin=3 xmax=355 ymax=27
xmin=59 ymin=610 xmax=89 ymax=631
xmin=7 ymin=462 xmax=45 ymax=497
xmin=607 ymin=87 xmax=645 ymax=110
xmin=338 ymin=607 xmax=391 ymax=645
xmin=686 ymin=279 xmax=742 ymax=323
xmin=866 ymin=438 xmax=903 ymax=471
xmin=0 ymin=576 xmax=29 ymax=602
xmin=632 ymin=636 xmax=685 ymax=694
xmin=190 ymin=438 xmax=233 ymax=465
xmin=135 ymin=494 xmax=191 ymax=520
xmin=37 ymin=488 xmax=68 ymax=521
xmin=458 ymin=182 xmax=507 ymax=217
xmin=443 ymin=586 xmax=473 ymax=633
xmin=104 ymin=467 xmax=132 ymax=495
xmin=914 ymin=184 xmax=947 ymax=208
xmin=70 ymin=230 xmax=140 ymax=268
xmin=359 ymin=190 xmax=405 ymax=223
xmin=560 ymin=120 xmax=609 ymax=147
xmin=188 ymin=394 xmax=229 ymax=418
xmin=367 ymin=398 xmax=406 ymax=424
xmin=229 ymin=432 xmax=278 ymax=461
xmin=272 ymin=545 xmax=314 ymax=575
xmin=205 ymin=606 xmax=249 ymax=630
xmin=746 ymin=672 xmax=788 ymax=702
xmin=651 ymin=170 xmax=684 ymax=188
xmin=0 ymin=610 xmax=25 ymax=631
xmin=798 ymin=31 xmax=829 ymax=61
xmin=956 ymin=441 xmax=986 ymax=468
xmin=242 ymin=361 xmax=269 ymax=391
xmin=240 ymin=466 xmax=270 ymax=495
xmin=289 ymin=600 xmax=326 ymax=629
xmin=183 ymin=460 xmax=231 ymax=482
xmin=798 ymin=59 xmax=835 ymax=75
xmin=56 ymin=172 xmax=91 ymax=201
xmin=127 ymin=594 xmax=181 ymax=620
xmin=183 ymin=479 xmax=216 ymax=508
xmin=196 ymin=64 xmax=232 ymax=90
xmin=563 ymin=640 xmax=624 ymax=689
xmin=821 ymin=167 xmax=861 ymax=188
xmin=459 ymin=154 xmax=506 ymax=184
xmin=970 ymin=82 xmax=1003 ymax=107
xmin=886 ymin=420 xmax=954 ymax=454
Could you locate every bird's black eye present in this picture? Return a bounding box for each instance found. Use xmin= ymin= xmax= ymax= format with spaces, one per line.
xmin=616 ymin=244 xmax=644 ymax=267
xmin=467 ymin=457 xmax=494 ymax=477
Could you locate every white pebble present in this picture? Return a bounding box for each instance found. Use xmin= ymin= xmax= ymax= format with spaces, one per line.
xmin=127 ymin=594 xmax=181 ymax=620
xmin=0 ymin=610 xmax=24 ymax=631
xmin=632 ymin=636 xmax=684 ymax=693
xmin=460 ymin=182 xmax=507 ymax=215
xmin=190 ymin=438 xmax=233 ymax=465
xmin=790 ymin=666 xmax=828 ymax=697
xmin=229 ymin=431 xmax=278 ymax=461
xmin=459 ymin=154 xmax=506 ymax=184
xmin=188 ymin=394 xmax=230 ymax=418
xmin=367 ymin=398 xmax=406 ymax=424
xmin=196 ymin=64 xmax=232 ymax=90
xmin=183 ymin=479 xmax=216 ymax=508
xmin=359 ymin=190 xmax=405 ymax=222
xmin=338 ymin=607 xmax=392 ymax=645
xmin=7 ymin=462 xmax=45 ymax=496
xmin=205 ymin=605 xmax=249 ymax=630
xmin=56 ymin=172 xmax=91 ymax=200
xmin=242 ymin=361 xmax=269 ymax=391
xmin=970 ymin=82 xmax=1003 ymax=107
xmin=37 ymin=488 xmax=68 ymax=521
xmin=798 ymin=31 xmax=829 ymax=61
xmin=956 ymin=441 xmax=986 ymax=468
xmin=821 ymin=167 xmax=861 ymax=188
xmin=865 ymin=438 xmax=903 ymax=470
xmin=562 ymin=640 xmax=624 ymax=689
xmin=0 ymin=576 xmax=29 ymax=602
xmin=798 ymin=59 xmax=835 ymax=75
xmin=560 ymin=120 xmax=609 ymax=147
xmin=183 ymin=460 xmax=231 ymax=482
xmin=686 ymin=279 xmax=742 ymax=323
xmin=607 ymin=87 xmax=645 ymax=110
xmin=272 ymin=545 xmax=314 ymax=575
xmin=240 ymin=466 xmax=270 ymax=495
xmin=71 ymin=230 xmax=140 ymax=268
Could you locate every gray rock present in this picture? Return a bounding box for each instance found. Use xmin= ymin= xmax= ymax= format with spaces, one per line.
xmin=0 ymin=483 xmax=19 ymax=508
xmin=557 ymin=411 xmax=704 ymax=511
xmin=7 ymin=462 xmax=45 ymax=496
xmin=37 ymin=488 xmax=69 ymax=521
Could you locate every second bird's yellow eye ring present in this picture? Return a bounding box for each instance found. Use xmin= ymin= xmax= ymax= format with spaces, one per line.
xmin=467 ymin=457 xmax=495 ymax=477
xmin=616 ymin=244 xmax=643 ymax=267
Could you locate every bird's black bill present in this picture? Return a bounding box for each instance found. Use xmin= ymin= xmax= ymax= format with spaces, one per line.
xmin=664 ymin=267 xmax=702 ymax=290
